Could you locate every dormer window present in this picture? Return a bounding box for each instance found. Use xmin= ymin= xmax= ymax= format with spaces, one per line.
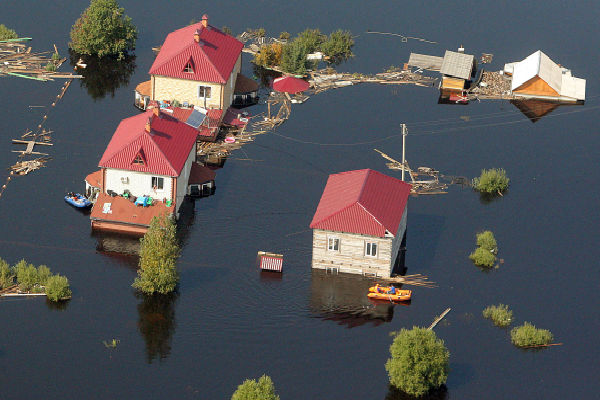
xmin=184 ymin=62 xmax=194 ymax=73
xmin=133 ymin=153 xmax=145 ymax=166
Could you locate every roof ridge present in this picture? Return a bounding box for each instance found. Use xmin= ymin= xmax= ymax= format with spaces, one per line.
xmin=146 ymin=117 xmax=178 ymax=176
xmin=355 ymin=201 xmax=385 ymax=231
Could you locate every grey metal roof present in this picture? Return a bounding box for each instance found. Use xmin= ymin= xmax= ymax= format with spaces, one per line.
xmin=185 ymin=109 xmax=207 ymax=128
xmin=440 ymin=51 xmax=475 ymax=80
xmin=407 ymin=53 xmax=443 ymax=71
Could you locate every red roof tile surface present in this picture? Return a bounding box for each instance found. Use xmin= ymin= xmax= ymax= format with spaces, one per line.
xmin=85 ymin=169 xmax=103 ymax=189
xmin=188 ymin=162 xmax=216 ymax=184
xmin=91 ymin=193 xmax=175 ymax=227
xmin=149 ymin=22 xmax=243 ymax=84
xmin=98 ymin=110 xmax=198 ymax=177
xmin=309 ymin=169 xmax=411 ymax=238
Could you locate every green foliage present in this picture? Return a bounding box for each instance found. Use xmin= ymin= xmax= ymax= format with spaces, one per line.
xmin=511 ymin=322 xmax=553 ymax=347
xmin=69 ymin=0 xmax=137 ymax=59
xmin=221 ymin=26 xmax=233 ymax=36
xmin=0 ymin=24 xmax=18 ymax=40
xmin=133 ymin=214 xmax=180 ymax=295
xmin=320 ymin=29 xmax=354 ymax=64
xmin=279 ymin=31 xmax=290 ymax=40
xmin=253 ymin=42 xmax=283 ymax=68
xmin=483 ymin=304 xmax=513 ymax=327
xmin=45 ymin=62 xmax=57 ymax=72
xmin=385 ymin=327 xmax=449 ymax=397
xmin=0 ymin=258 xmax=15 ymax=289
xmin=231 ymin=375 xmax=279 ymax=400
xmin=45 ymin=275 xmax=72 ymax=302
xmin=469 ymin=247 xmax=496 ymax=267
xmin=16 ymin=259 xmax=39 ymax=291
xmin=476 ymin=231 xmax=497 ymax=252
xmin=296 ymin=28 xmax=325 ymax=53
xmin=51 ymin=52 xmax=61 ymax=61
xmin=280 ymin=39 xmax=309 ymax=74
xmin=37 ymin=265 xmax=51 ymax=285
xmin=472 ymin=168 xmax=509 ymax=194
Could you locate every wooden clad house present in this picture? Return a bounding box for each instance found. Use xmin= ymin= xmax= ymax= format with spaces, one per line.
xmin=309 ymin=169 xmax=412 ymax=278
xmin=147 ymin=15 xmax=244 ymax=109
xmin=86 ymin=107 xmax=204 ymax=234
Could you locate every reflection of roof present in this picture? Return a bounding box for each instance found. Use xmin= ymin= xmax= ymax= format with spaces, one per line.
xmin=149 ymin=22 xmax=243 ymax=83
xmin=510 ymin=99 xmax=562 ymax=123
xmin=188 ymin=162 xmax=216 ymax=184
xmin=90 ymin=193 xmax=175 ymax=227
xmin=310 ymin=169 xmax=411 ymax=238
xmin=234 ymin=73 xmax=259 ymax=93
xmin=407 ymin=53 xmax=443 ymax=71
xmin=135 ymin=80 xmax=151 ymax=97
xmin=440 ymin=51 xmax=475 ymax=80
xmin=98 ymin=110 xmax=199 ymax=176
xmin=85 ymin=169 xmax=103 ymax=188
xmin=508 ymin=50 xmax=586 ymax=100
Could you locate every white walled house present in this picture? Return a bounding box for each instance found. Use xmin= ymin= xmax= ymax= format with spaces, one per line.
xmin=87 ymin=108 xmax=200 ymax=235
xmin=310 ymin=169 xmax=412 ymax=278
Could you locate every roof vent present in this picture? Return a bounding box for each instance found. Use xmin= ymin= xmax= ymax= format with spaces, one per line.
xmin=458 ymin=45 xmax=465 ymax=53
xmin=194 ymin=29 xmax=201 ymax=43
xmin=201 ymin=14 xmax=208 ymax=28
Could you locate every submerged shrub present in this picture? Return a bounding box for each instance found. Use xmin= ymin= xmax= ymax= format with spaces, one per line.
xmin=476 ymin=231 xmax=497 ymax=252
xmin=472 ymin=168 xmax=509 ymax=194
xmin=51 ymin=52 xmax=61 ymax=61
xmin=511 ymin=322 xmax=553 ymax=347
xmin=469 ymin=247 xmax=496 ymax=267
xmin=483 ymin=304 xmax=513 ymax=327
xmin=45 ymin=62 xmax=57 ymax=72
xmin=231 ymin=375 xmax=279 ymax=400
xmin=0 ymin=24 xmax=18 ymax=40
xmin=0 ymin=258 xmax=15 ymax=289
xmin=45 ymin=275 xmax=72 ymax=302
xmin=16 ymin=259 xmax=39 ymax=291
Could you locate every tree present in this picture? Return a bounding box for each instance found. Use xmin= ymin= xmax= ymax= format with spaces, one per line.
xmin=469 ymin=230 xmax=498 ymax=268
xmin=45 ymin=275 xmax=72 ymax=302
xmin=321 ymin=30 xmax=354 ymax=64
xmin=69 ymin=0 xmax=137 ymax=59
xmin=476 ymin=231 xmax=497 ymax=252
xmin=385 ymin=327 xmax=449 ymax=397
xmin=280 ymin=40 xmax=309 ymax=74
xmin=231 ymin=375 xmax=279 ymax=400
xmin=511 ymin=322 xmax=553 ymax=347
xmin=472 ymin=168 xmax=509 ymax=195
xmin=253 ymin=43 xmax=283 ymax=69
xmin=133 ymin=214 xmax=179 ymax=295
xmin=0 ymin=258 xmax=14 ymax=289
xmin=0 ymin=24 xmax=18 ymax=40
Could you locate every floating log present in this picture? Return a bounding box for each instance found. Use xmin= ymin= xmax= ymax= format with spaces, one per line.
xmin=428 ymin=308 xmax=451 ymax=330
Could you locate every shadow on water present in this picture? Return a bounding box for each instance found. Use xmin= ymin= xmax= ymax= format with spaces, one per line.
xmin=408 ymin=214 xmax=445 ymax=269
xmin=252 ymin=64 xmax=281 ymax=89
xmin=384 ymin=385 xmax=448 ymax=400
xmin=309 ymin=269 xmax=398 ymax=328
xmin=69 ymin=50 xmax=136 ymax=101
xmin=136 ymin=292 xmax=178 ymax=364
xmin=45 ymin=298 xmax=70 ymax=311
xmin=478 ymin=189 xmax=508 ymax=205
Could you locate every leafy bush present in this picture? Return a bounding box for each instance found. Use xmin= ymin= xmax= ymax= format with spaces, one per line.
xmin=385 ymin=327 xmax=449 ymax=397
xmin=0 ymin=24 xmax=18 ymax=40
xmin=133 ymin=214 xmax=180 ymax=295
xmin=0 ymin=258 xmax=15 ymax=289
xmin=69 ymin=0 xmax=137 ymax=59
xmin=469 ymin=247 xmax=496 ymax=267
xmin=45 ymin=62 xmax=56 ymax=72
xmin=476 ymin=231 xmax=497 ymax=252
xmin=320 ymin=30 xmax=354 ymax=64
xmin=45 ymin=275 xmax=72 ymax=301
xmin=16 ymin=259 xmax=39 ymax=291
xmin=279 ymin=31 xmax=290 ymax=40
xmin=231 ymin=375 xmax=279 ymax=400
xmin=37 ymin=265 xmax=51 ymax=285
xmin=511 ymin=322 xmax=553 ymax=347
xmin=51 ymin=52 xmax=61 ymax=61
xmin=472 ymin=168 xmax=509 ymax=194
xmin=483 ymin=304 xmax=513 ymax=327
xmin=280 ymin=39 xmax=309 ymax=74
xmin=253 ymin=42 xmax=284 ymax=69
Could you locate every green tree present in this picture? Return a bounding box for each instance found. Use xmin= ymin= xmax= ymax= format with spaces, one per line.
xmin=469 ymin=246 xmax=496 ymax=267
xmin=69 ymin=0 xmax=137 ymax=59
xmin=133 ymin=214 xmax=179 ymax=295
xmin=472 ymin=168 xmax=509 ymax=194
xmin=45 ymin=275 xmax=72 ymax=302
xmin=321 ymin=30 xmax=354 ymax=64
xmin=476 ymin=230 xmax=497 ymax=252
xmin=37 ymin=265 xmax=51 ymax=285
xmin=15 ymin=259 xmax=39 ymax=291
xmin=385 ymin=327 xmax=449 ymax=397
xmin=0 ymin=24 xmax=18 ymax=40
xmin=232 ymin=375 xmax=279 ymax=400
xmin=511 ymin=322 xmax=553 ymax=347
xmin=0 ymin=258 xmax=15 ymax=289
xmin=483 ymin=304 xmax=513 ymax=327
xmin=296 ymin=28 xmax=325 ymax=53
xmin=280 ymin=39 xmax=309 ymax=74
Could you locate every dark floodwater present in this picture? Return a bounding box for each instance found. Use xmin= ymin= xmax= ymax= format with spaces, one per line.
xmin=1 ymin=1 xmax=599 ymax=399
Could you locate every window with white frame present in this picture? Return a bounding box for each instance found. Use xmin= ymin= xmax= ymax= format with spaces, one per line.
xmin=198 ymin=85 xmax=211 ymax=99
xmin=151 ymin=176 xmax=164 ymax=191
xmin=365 ymin=242 xmax=378 ymax=257
xmin=327 ymin=237 xmax=340 ymax=251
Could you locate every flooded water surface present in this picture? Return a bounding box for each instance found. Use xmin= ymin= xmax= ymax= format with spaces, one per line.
xmin=1 ymin=1 xmax=599 ymax=398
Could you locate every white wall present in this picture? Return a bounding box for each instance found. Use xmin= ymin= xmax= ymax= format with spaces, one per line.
xmin=174 ymin=147 xmax=196 ymax=213
xmin=104 ymin=168 xmax=173 ymax=200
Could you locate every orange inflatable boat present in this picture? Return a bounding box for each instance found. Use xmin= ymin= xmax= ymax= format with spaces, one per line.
xmin=367 ymin=284 xmax=412 ymax=302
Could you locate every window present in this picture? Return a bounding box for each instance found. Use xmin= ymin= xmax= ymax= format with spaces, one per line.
xmin=184 ymin=62 xmax=194 ymax=73
xmin=151 ymin=176 xmax=164 ymax=191
xmin=133 ymin=154 xmax=145 ymax=165
xmin=198 ymin=85 xmax=211 ymax=99
xmin=327 ymin=237 xmax=340 ymax=251
xmin=365 ymin=242 xmax=378 ymax=257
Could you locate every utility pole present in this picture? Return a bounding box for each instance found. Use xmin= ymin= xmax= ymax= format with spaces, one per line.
xmin=401 ymin=123 xmax=407 ymax=181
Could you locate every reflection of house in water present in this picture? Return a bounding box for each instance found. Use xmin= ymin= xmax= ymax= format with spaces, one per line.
xmin=310 ymin=169 xmax=411 ymax=278
xmin=510 ymin=99 xmax=570 ymax=123
xmin=309 ymin=270 xmax=396 ymax=328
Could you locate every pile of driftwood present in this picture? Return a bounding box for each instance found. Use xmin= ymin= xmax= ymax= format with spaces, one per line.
xmin=469 ymin=71 xmax=512 ymax=99
xmin=380 ymin=274 xmax=437 ymax=288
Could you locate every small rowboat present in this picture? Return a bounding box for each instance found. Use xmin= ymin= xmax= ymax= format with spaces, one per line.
xmin=367 ymin=284 xmax=411 ymax=302
xmin=64 ymin=192 xmax=92 ymax=208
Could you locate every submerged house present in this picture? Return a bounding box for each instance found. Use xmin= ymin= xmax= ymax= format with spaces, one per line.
xmin=310 ymin=169 xmax=412 ymax=278
xmin=504 ymin=50 xmax=585 ymax=103
xmin=87 ymin=108 xmax=212 ymax=234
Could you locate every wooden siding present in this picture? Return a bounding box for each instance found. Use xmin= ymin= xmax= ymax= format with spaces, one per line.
xmin=514 ymin=76 xmax=559 ymax=97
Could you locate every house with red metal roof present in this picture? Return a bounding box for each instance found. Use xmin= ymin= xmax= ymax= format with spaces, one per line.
xmin=86 ymin=107 xmax=216 ymax=235
xmin=143 ymin=15 xmax=244 ymax=111
xmin=309 ymin=169 xmax=411 ymax=278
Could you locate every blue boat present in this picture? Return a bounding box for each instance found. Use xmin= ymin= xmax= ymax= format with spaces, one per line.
xmin=64 ymin=192 xmax=92 ymax=208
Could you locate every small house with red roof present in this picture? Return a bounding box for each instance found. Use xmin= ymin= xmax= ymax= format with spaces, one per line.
xmin=309 ymin=169 xmax=411 ymax=278
xmin=146 ymin=15 xmax=244 ymax=110
xmin=86 ymin=107 xmax=215 ymax=235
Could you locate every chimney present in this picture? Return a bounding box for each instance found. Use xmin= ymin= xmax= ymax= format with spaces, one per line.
xmin=145 ymin=117 xmax=152 ymax=133
xmin=201 ymin=14 xmax=208 ymax=28
xmin=152 ymin=107 xmax=160 ymax=117
xmin=194 ymin=29 xmax=201 ymax=43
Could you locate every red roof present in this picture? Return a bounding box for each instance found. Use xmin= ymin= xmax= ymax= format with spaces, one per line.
xmin=98 ymin=110 xmax=198 ymax=177
xmin=273 ymin=76 xmax=310 ymax=93
xmin=149 ymin=22 xmax=243 ymax=84
xmin=85 ymin=169 xmax=103 ymax=189
xmin=309 ymin=169 xmax=412 ymax=238
xmin=188 ymin=162 xmax=216 ymax=184
xmin=91 ymin=193 xmax=175 ymax=227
